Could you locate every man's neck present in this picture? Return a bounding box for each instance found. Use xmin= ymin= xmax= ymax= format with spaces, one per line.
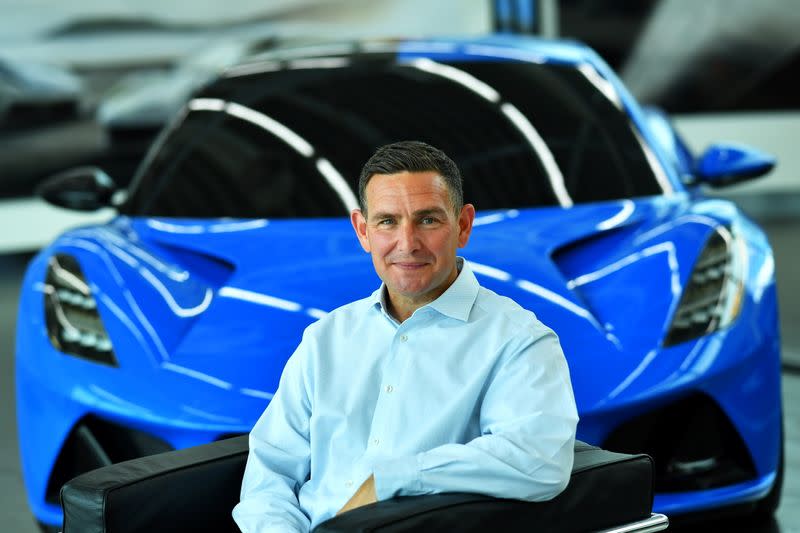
xmin=385 ymin=296 xmax=421 ymax=323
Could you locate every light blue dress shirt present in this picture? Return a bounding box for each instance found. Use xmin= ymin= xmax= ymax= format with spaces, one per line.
xmin=233 ymin=258 xmax=579 ymax=533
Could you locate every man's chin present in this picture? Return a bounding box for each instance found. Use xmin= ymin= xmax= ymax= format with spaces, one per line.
xmin=391 ymin=283 xmax=431 ymax=298
xmin=386 ymin=278 xmax=434 ymax=299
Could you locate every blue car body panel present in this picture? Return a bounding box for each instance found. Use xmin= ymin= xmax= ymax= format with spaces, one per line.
xmin=16 ymin=35 xmax=782 ymax=526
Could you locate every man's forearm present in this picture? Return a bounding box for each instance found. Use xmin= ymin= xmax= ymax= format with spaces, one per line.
xmin=371 ymin=414 xmax=577 ymax=502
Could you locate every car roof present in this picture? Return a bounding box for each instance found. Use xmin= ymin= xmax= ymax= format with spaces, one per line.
xmin=223 ymin=35 xmax=597 ymax=80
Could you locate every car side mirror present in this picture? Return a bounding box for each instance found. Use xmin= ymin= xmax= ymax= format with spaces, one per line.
xmin=36 ymin=167 xmax=120 ymax=211
xmin=695 ymin=142 xmax=775 ymax=187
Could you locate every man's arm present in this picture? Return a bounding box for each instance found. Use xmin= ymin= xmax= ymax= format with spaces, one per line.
xmin=370 ymin=328 xmax=579 ymax=503
xmin=233 ymin=341 xmax=314 ymax=533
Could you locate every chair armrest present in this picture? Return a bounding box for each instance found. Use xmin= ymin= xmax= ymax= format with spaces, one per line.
xmin=60 ymin=438 xmax=654 ymax=533
xmin=314 ymin=442 xmax=654 ymax=533
xmin=60 ymin=435 xmax=248 ymax=533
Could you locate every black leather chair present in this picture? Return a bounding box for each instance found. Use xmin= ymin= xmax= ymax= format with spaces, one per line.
xmin=60 ymin=435 xmax=668 ymax=532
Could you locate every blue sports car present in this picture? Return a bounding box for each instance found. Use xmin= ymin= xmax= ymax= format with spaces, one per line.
xmin=18 ymin=35 xmax=782 ymax=530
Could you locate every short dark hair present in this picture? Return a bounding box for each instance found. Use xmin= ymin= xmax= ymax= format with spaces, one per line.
xmin=358 ymin=141 xmax=463 ymax=215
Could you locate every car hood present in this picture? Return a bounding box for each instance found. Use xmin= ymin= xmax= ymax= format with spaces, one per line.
xmin=62 ymin=195 xmax=718 ymax=413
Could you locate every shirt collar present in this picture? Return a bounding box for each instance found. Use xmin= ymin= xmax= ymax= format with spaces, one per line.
xmin=368 ymin=257 xmax=479 ymax=322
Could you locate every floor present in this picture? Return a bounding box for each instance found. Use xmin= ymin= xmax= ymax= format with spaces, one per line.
xmin=1 ymin=216 xmax=798 ymax=533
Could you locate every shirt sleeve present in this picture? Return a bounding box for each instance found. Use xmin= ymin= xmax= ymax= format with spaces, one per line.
xmin=232 ymin=331 xmax=314 ymax=533
xmin=372 ymin=326 xmax=579 ymax=502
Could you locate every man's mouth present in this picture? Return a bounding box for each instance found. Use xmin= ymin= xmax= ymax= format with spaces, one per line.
xmin=392 ymin=262 xmax=429 ymax=270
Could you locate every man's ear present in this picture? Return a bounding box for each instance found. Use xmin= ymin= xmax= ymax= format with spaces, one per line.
xmin=351 ymin=209 xmax=371 ymax=252
xmin=457 ymin=203 xmax=476 ymax=248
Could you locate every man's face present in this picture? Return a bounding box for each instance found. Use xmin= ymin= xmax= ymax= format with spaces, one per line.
xmin=351 ymin=171 xmax=475 ymax=309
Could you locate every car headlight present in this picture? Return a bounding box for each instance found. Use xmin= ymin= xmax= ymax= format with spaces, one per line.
xmin=44 ymin=254 xmax=118 ymax=366
xmin=664 ymin=225 xmax=747 ymax=347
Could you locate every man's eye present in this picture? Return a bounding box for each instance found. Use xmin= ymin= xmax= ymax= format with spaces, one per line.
xmin=421 ymin=217 xmax=437 ymax=225
xmin=378 ymin=219 xmax=395 ymax=225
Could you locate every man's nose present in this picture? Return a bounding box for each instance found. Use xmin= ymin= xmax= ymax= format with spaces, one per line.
xmin=397 ymin=221 xmax=420 ymax=252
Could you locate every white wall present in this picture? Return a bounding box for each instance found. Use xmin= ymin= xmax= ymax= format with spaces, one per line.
xmin=0 ymin=0 xmax=491 ymax=67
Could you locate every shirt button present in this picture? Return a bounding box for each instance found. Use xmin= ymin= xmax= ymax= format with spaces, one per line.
xmin=385 ymin=385 xmax=394 ymax=393
xmin=373 ymin=438 xmax=380 ymax=446
xmin=345 ymin=480 xmax=354 ymax=488
xmin=400 ymin=334 xmax=408 ymax=342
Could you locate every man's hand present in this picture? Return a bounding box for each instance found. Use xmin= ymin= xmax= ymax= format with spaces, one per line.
xmin=337 ymin=474 xmax=377 ymax=515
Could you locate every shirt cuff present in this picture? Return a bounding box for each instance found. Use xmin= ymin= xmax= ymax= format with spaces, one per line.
xmin=372 ymin=453 xmax=423 ymax=500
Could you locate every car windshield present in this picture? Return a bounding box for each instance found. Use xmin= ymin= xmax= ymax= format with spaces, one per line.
xmin=121 ymin=55 xmax=666 ymax=218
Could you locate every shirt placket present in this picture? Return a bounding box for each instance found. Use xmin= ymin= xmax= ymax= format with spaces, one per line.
xmin=366 ymin=320 xmax=413 ymax=456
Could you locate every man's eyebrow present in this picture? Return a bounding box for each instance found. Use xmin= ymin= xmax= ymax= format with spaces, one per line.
xmin=413 ymin=208 xmax=448 ymax=217
xmin=368 ymin=207 xmax=449 ymax=221
xmin=368 ymin=211 xmax=396 ymax=221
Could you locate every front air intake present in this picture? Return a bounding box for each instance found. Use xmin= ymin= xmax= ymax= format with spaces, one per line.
xmin=45 ymin=416 xmax=173 ymax=504
xmin=603 ymin=393 xmax=756 ymax=492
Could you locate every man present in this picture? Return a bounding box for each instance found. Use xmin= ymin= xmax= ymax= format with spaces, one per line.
xmin=233 ymin=141 xmax=579 ymax=532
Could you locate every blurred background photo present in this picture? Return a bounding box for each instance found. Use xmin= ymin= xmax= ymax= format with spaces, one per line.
xmin=1 ymin=1 xmax=797 ymax=531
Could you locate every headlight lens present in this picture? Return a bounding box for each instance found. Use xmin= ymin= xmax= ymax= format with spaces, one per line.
xmin=664 ymin=225 xmax=747 ymax=347
xmin=44 ymin=254 xmax=118 ymax=366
